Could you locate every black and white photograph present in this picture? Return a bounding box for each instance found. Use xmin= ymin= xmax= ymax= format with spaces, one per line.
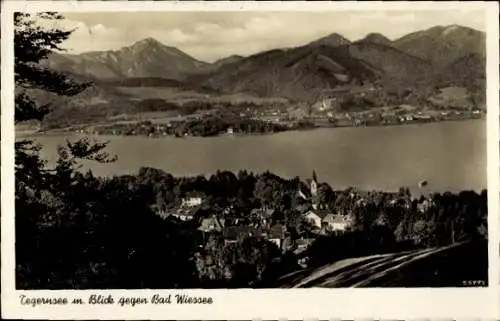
xmin=2 ymin=1 xmax=499 ymax=319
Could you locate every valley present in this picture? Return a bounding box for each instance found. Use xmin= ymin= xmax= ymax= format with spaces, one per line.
xmin=18 ymin=24 xmax=486 ymax=138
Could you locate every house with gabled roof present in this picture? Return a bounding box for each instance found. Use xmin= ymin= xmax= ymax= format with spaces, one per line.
xmin=182 ymin=196 xmax=203 ymax=207
xmin=304 ymin=210 xmax=322 ymax=229
xmin=303 ymin=208 xmax=333 ymax=229
xmin=180 ymin=191 xmax=206 ymax=208
xmin=198 ymin=215 xmax=225 ymax=233
xmin=322 ymin=213 xmax=354 ymax=233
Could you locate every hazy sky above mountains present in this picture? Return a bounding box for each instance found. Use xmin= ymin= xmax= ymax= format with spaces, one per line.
xmin=48 ymin=10 xmax=485 ymax=62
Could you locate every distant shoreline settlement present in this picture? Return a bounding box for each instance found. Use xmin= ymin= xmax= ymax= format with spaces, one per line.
xmin=56 ymin=105 xmax=483 ymax=138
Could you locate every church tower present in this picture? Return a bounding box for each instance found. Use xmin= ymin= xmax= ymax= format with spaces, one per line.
xmin=311 ymin=170 xmax=318 ymax=198
xmin=311 ymin=170 xmax=318 ymax=209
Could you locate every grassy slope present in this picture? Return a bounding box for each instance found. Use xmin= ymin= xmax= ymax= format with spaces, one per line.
xmin=276 ymin=240 xmax=487 ymax=288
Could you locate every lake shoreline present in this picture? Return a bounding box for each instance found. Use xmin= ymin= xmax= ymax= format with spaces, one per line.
xmin=19 ymin=116 xmax=485 ymax=139
xmin=17 ymin=119 xmax=486 ymax=195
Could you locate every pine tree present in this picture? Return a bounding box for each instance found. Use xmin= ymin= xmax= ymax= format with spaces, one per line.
xmin=15 ymin=12 xmax=116 ymax=193
xmin=15 ymin=12 xmax=116 ymax=288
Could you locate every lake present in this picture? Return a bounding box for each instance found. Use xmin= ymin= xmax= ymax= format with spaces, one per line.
xmin=18 ymin=120 xmax=486 ymax=194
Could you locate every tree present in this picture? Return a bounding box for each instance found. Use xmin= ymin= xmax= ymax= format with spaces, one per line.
xmin=315 ymin=184 xmax=333 ymax=208
xmin=15 ymin=12 xmax=116 ymax=185
xmin=254 ymin=176 xmax=278 ymax=208
xmin=411 ymin=219 xmax=436 ymax=247
xmin=232 ymin=237 xmax=280 ymax=286
xmin=15 ymin=12 xmax=116 ymax=288
xmin=195 ymin=235 xmax=230 ymax=286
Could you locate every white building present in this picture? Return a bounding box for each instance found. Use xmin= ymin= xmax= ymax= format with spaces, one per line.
xmin=304 ymin=211 xmax=322 ymax=229
xmin=181 ymin=197 xmax=203 ymax=207
xmin=322 ymin=214 xmax=354 ymax=232
xmin=171 ymin=210 xmax=195 ymax=221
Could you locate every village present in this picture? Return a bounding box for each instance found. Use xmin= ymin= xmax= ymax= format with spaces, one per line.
xmin=78 ymin=101 xmax=482 ymax=139
xmin=154 ymin=171 xmax=437 ymax=267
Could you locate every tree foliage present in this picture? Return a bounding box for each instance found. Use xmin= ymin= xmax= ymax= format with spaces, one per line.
xmin=15 ymin=12 xmax=120 ymax=289
xmin=195 ymin=234 xmax=280 ymax=287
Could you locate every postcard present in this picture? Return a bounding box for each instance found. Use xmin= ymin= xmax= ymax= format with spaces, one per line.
xmin=1 ymin=0 xmax=499 ymax=319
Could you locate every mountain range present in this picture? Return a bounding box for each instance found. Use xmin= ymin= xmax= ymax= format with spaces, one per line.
xmin=39 ymin=24 xmax=485 ymax=104
xmin=42 ymin=37 xmax=209 ymax=80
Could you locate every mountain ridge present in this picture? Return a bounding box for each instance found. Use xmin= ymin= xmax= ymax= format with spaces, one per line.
xmin=392 ymin=24 xmax=486 ymax=66
xmin=42 ymin=37 xmax=209 ymax=80
xmin=357 ymin=33 xmax=393 ymax=46
xmin=41 ymin=24 xmax=485 ymax=103
xmin=308 ymin=32 xmax=352 ymax=48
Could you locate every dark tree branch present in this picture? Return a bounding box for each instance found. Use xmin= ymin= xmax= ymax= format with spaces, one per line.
xmin=16 ymin=63 xmax=92 ymax=96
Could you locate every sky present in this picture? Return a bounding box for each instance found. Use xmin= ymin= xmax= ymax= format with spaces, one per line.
xmin=43 ymin=10 xmax=485 ymax=63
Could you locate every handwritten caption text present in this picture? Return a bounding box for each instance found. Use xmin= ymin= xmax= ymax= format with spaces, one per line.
xmin=19 ymin=294 xmax=213 ymax=307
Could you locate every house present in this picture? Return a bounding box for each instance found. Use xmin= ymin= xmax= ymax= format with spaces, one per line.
xmin=249 ymin=208 xmax=274 ymax=227
xmin=320 ymin=98 xmax=335 ymax=111
xmin=322 ymin=213 xmax=354 ymax=232
xmin=294 ymin=238 xmax=315 ymax=255
xmin=222 ymin=226 xmax=259 ymax=245
xmin=198 ymin=216 xmax=225 ymax=233
xmin=304 ymin=210 xmax=322 ymax=229
xmin=171 ymin=209 xmax=195 ymax=221
xmin=304 ymin=209 xmax=352 ymax=233
xmin=182 ymin=196 xmax=203 ymax=207
xmin=298 ymin=257 xmax=309 ymax=268
xmin=156 ymin=208 xmax=169 ymax=219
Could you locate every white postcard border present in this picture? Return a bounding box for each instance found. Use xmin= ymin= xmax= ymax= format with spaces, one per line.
xmin=1 ymin=1 xmax=499 ymax=320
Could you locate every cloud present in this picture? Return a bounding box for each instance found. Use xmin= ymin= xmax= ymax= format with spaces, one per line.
xmin=41 ymin=10 xmax=485 ymax=62
xmin=89 ymin=24 xmax=107 ymax=34
xmin=159 ymin=28 xmax=198 ymax=44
